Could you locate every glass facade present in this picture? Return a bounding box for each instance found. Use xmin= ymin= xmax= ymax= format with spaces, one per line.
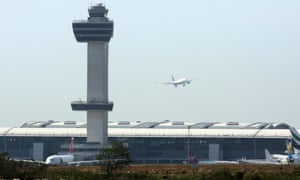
xmin=0 ymin=135 xmax=287 ymax=163
xmin=110 ymin=137 xmax=287 ymax=164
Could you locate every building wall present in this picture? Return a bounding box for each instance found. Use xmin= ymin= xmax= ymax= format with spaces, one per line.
xmin=111 ymin=137 xmax=287 ymax=164
xmin=0 ymin=136 xmax=287 ymax=163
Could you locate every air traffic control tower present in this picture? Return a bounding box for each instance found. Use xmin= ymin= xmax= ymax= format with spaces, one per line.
xmin=71 ymin=4 xmax=113 ymax=145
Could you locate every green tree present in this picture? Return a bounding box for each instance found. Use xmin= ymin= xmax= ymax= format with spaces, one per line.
xmin=96 ymin=141 xmax=131 ymax=175
xmin=0 ymin=152 xmax=47 ymax=179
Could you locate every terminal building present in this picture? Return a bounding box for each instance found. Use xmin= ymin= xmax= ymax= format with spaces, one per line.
xmin=0 ymin=120 xmax=292 ymax=164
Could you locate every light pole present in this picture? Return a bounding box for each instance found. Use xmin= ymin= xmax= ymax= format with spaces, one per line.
xmin=186 ymin=125 xmax=192 ymax=164
xmin=253 ymin=128 xmax=262 ymax=159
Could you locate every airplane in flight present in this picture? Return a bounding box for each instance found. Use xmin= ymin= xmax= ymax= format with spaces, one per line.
xmin=163 ymin=76 xmax=196 ymax=87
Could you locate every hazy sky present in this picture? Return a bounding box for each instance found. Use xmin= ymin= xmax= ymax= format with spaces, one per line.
xmin=1 ymin=1 xmax=300 ymax=128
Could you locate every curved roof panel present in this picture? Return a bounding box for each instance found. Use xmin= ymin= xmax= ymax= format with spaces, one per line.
xmin=0 ymin=121 xmax=293 ymax=138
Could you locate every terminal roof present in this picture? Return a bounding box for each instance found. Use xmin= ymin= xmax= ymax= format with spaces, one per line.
xmin=19 ymin=120 xmax=290 ymax=130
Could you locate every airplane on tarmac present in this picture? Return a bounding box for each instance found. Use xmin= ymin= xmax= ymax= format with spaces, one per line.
xmin=255 ymin=142 xmax=300 ymax=164
xmin=43 ymin=138 xmax=127 ymax=166
xmin=264 ymin=148 xmax=291 ymax=164
xmin=266 ymin=126 xmax=300 ymax=164
xmin=238 ymin=148 xmax=297 ymax=165
xmin=45 ymin=154 xmax=74 ymax=165
xmin=8 ymin=138 xmax=127 ymax=166
xmin=239 ymin=126 xmax=300 ymax=165
xmin=7 ymin=138 xmax=75 ymax=166
xmin=163 ymin=75 xmax=196 ymax=87
xmin=45 ymin=137 xmax=75 ymax=165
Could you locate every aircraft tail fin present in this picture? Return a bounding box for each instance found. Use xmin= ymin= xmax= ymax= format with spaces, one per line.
xmin=265 ymin=149 xmax=273 ymax=161
xmin=189 ymin=151 xmax=199 ymax=163
xmin=294 ymin=148 xmax=300 ymax=154
xmin=69 ymin=137 xmax=74 ymax=154
xmin=188 ymin=150 xmax=199 ymax=164
xmin=171 ymin=75 xmax=175 ymax=81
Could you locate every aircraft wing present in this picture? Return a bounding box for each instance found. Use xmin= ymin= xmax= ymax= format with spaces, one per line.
xmin=10 ymin=158 xmax=47 ymax=166
xmin=199 ymin=160 xmax=238 ymax=164
xmin=238 ymin=159 xmax=281 ymax=165
xmin=67 ymin=159 xmax=127 ymax=166
xmin=187 ymin=78 xmax=198 ymax=82
xmin=67 ymin=160 xmax=101 ymax=166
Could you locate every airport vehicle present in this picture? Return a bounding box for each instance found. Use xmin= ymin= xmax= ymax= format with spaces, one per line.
xmin=163 ymin=76 xmax=196 ymax=87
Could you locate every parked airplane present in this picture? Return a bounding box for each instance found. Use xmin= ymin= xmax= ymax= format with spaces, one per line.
xmin=265 ymin=148 xmax=291 ymax=164
xmin=45 ymin=137 xmax=74 ymax=165
xmin=163 ymin=76 xmax=196 ymax=87
xmin=8 ymin=138 xmax=75 ymax=166
xmin=239 ymin=126 xmax=300 ymax=165
xmin=44 ymin=138 xmax=127 ymax=166
xmin=263 ymin=141 xmax=300 ymax=164
xmin=238 ymin=149 xmax=287 ymax=165
xmin=45 ymin=154 xmax=74 ymax=165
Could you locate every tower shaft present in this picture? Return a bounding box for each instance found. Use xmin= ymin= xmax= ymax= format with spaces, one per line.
xmin=86 ymin=42 xmax=108 ymax=143
xmin=87 ymin=42 xmax=108 ymax=103
xmin=71 ymin=4 xmax=113 ymax=145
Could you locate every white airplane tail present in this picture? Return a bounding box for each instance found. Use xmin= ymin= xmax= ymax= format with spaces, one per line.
xmin=171 ymin=75 xmax=175 ymax=81
xmin=294 ymin=148 xmax=300 ymax=154
xmin=265 ymin=149 xmax=273 ymax=161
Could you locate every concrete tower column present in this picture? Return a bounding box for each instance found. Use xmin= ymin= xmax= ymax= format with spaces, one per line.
xmin=87 ymin=42 xmax=108 ymax=102
xmin=71 ymin=4 xmax=113 ymax=145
